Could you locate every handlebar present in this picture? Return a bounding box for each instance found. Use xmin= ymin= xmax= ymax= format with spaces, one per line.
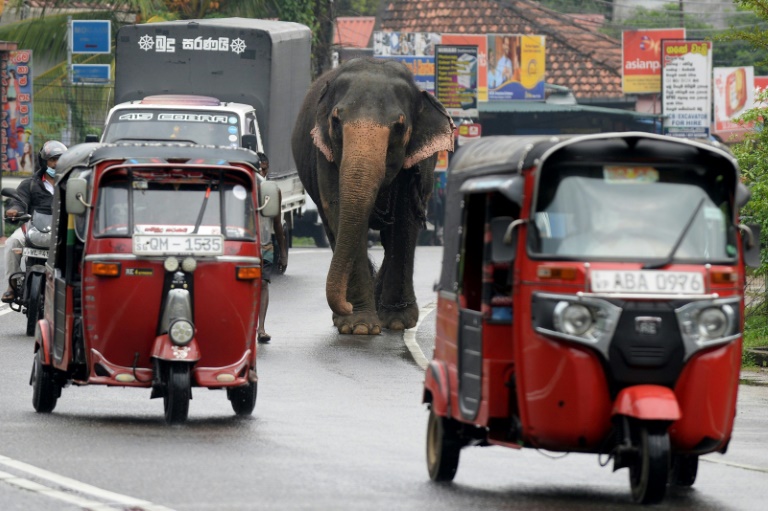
xmin=4 ymin=214 xmax=31 ymax=223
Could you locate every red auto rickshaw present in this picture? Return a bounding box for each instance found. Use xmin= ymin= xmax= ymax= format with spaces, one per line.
xmin=32 ymin=142 xmax=281 ymax=424
xmin=424 ymin=132 xmax=760 ymax=504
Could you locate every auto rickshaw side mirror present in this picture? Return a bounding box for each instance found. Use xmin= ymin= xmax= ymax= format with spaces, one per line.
xmin=258 ymin=181 xmax=281 ymax=218
xmin=491 ymin=216 xmax=524 ymax=262
xmin=736 ymin=182 xmax=751 ymax=209
xmin=65 ymin=177 xmax=90 ymax=215
xmin=740 ymin=223 xmax=762 ymax=268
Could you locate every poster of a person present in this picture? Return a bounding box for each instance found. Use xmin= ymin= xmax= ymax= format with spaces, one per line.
xmin=3 ymin=51 xmax=34 ymax=174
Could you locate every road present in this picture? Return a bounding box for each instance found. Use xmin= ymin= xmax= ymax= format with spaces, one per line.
xmin=0 ymin=246 xmax=767 ymax=510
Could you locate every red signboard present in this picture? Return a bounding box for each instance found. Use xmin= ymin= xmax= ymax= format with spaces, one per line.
xmin=623 ymin=28 xmax=685 ymax=94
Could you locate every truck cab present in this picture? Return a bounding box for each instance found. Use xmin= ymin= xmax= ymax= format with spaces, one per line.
xmin=101 ymin=95 xmax=263 ymax=149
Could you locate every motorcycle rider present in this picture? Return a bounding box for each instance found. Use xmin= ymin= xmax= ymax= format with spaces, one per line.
xmin=2 ymin=140 xmax=67 ymax=303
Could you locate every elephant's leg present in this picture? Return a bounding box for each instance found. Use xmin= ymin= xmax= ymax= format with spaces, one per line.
xmin=318 ymin=162 xmax=381 ymax=335
xmin=376 ymin=174 xmax=430 ymax=330
xmin=332 ymin=252 xmax=381 ymax=335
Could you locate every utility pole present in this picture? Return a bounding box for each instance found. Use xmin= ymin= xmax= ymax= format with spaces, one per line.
xmin=679 ymin=0 xmax=685 ymax=28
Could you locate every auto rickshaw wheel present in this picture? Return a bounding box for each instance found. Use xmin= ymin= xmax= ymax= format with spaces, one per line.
xmin=629 ymin=424 xmax=670 ymax=504
xmin=31 ymin=350 xmax=60 ymax=413
xmin=25 ymin=274 xmax=43 ymax=337
xmin=426 ymin=408 xmax=462 ymax=482
xmin=228 ymin=380 xmax=258 ymax=416
xmin=163 ymin=363 xmax=191 ymax=424
xmin=669 ymin=454 xmax=698 ymax=487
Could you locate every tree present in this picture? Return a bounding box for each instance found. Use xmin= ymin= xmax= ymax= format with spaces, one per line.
xmin=0 ymin=1 xmax=328 ymax=146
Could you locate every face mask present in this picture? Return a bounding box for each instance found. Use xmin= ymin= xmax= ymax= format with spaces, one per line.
xmin=46 ymin=166 xmax=56 ymax=178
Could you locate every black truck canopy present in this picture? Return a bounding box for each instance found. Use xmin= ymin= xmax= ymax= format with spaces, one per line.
xmin=114 ymin=18 xmax=311 ymax=179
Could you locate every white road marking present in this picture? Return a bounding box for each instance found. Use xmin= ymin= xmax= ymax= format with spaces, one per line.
xmin=701 ymin=455 xmax=768 ymax=474
xmin=0 ymin=455 xmax=176 ymax=511
xmin=404 ymin=302 xmax=435 ymax=370
xmin=0 ymin=305 xmax=12 ymax=316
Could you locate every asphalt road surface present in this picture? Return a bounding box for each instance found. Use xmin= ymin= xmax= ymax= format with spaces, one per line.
xmin=1 ymin=246 xmax=767 ymax=510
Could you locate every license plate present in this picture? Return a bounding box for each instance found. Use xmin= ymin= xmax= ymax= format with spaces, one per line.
xmin=22 ymin=248 xmax=48 ymax=259
xmin=591 ymin=270 xmax=704 ymax=294
xmin=132 ymin=234 xmax=224 ymax=256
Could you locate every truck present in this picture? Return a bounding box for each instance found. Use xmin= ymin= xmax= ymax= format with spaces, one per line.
xmin=99 ymin=17 xmax=311 ymax=250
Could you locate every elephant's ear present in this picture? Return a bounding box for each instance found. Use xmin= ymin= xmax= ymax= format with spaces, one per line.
xmin=404 ymin=91 xmax=455 ymax=169
xmin=312 ymin=81 xmax=335 ymax=162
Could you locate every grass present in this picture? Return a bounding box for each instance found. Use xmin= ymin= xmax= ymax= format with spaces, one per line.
xmin=743 ymin=309 xmax=768 ymax=368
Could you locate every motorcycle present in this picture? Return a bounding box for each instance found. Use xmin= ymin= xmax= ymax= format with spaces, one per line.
xmin=2 ymin=188 xmax=52 ymax=336
xmin=29 ymin=142 xmax=281 ymax=424
xmin=423 ymin=132 xmax=761 ymax=504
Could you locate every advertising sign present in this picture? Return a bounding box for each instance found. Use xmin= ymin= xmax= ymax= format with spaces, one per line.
xmin=661 ymin=40 xmax=712 ymax=138
xmin=71 ymin=20 xmax=111 ymax=54
xmin=2 ymin=50 xmax=33 ymax=174
xmin=713 ymin=66 xmax=754 ymax=134
xmin=435 ymin=45 xmax=479 ymax=118
xmin=72 ymin=63 xmax=111 ymax=84
xmin=487 ymin=34 xmax=546 ymax=101
xmin=374 ymin=55 xmax=435 ymax=94
xmin=457 ymin=122 xmax=481 ymax=146
xmin=441 ymin=34 xmax=488 ymax=101
xmin=372 ymin=31 xmax=440 ymax=56
xmin=622 ymin=28 xmax=685 ymax=94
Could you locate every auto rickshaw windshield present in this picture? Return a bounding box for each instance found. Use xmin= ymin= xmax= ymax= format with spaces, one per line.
xmin=531 ymin=163 xmax=738 ymax=263
xmin=94 ymin=171 xmax=256 ymax=240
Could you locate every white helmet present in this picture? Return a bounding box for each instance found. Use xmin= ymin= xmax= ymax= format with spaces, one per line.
xmin=39 ymin=140 xmax=67 ymax=161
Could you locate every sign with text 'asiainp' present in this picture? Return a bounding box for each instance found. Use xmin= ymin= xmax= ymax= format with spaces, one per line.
xmin=622 ymin=28 xmax=685 ymax=94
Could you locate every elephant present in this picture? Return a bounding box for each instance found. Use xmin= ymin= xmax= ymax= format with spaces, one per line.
xmin=291 ymin=58 xmax=455 ymax=335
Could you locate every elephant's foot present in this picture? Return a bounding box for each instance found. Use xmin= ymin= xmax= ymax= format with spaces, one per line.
xmin=378 ymin=301 xmax=419 ymax=330
xmin=332 ymin=311 xmax=382 ymax=335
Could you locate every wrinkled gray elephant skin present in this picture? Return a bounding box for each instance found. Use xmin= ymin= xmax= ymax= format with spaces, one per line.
xmin=291 ymin=58 xmax=455 ymax=335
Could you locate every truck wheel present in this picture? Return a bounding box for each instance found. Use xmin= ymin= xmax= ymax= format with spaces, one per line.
xmin=629 ymin=424 xmax=669 ymax=504
xmin=228 ymin=380 xmax=258 ymax=416
xmin=25 ymin=274 xmax=43 ymax=337
xmin=426 ymin=408 xmax=462 ymax=482
xmin=163 ymin=363 xmax=191 ymax=424
xmin=31 ymin=350 xmax=60 ymax=413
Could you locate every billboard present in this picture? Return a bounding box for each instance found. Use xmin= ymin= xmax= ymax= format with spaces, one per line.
xmin=435 ymin=45 xmax=478 ymax=118
xmin=486 ymin=34 xmax=546 ymax=101
xmin=713 ymin=66 xmax=754 ymax=134
xmin=374 ymin=55 xmax=435 ymax=94
xmin=661 ymin=40 xmax=712 ymax=138
xmin=622 ymin=28 xmax=685 ymax=94
xmin=2 ymin=50 xmax=33 ymax=174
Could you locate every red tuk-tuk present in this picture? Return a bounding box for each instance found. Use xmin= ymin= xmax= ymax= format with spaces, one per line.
xmin=424 ymin=133 xmax=760 ymax=504
xmin=32 ymin=143 xmax=281 ymax=424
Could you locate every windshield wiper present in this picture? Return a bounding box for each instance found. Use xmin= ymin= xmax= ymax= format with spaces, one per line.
xmin=192 ymin=186 xmax=211 ymax=234
xmin=643 ymin=197 xmax=706 ymax=269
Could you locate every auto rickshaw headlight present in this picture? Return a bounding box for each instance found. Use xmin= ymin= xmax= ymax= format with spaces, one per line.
xmin=169 ymin=319 xmax=194 ymax=346
xmin=675 ymin=298 xmax=740 ymax=360
xmin=182 ymin=257 xmax=197 ymax=273
xmin=164 ymin=257 xmax=180 ymax=272
xmin=554 ymin=302 xmax=594 ymax=336
xmin=697 ymin=307 xmax=728 ymax=339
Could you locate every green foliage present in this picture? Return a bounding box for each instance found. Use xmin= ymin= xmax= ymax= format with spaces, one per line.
xmin=335 ymin=0 xmax=380 ymax=16
xmin=600 ymin=4 xmax=711 ymax=39
xmin=538 ymin=0 xmax=610 ymax=16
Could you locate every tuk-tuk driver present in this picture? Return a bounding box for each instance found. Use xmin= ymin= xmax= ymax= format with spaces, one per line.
xmin=2 ymin=140 xmax=67 ymax=303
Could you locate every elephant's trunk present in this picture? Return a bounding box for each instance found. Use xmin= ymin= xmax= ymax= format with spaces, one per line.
xmin=326 ymin=122 xmax=390 ymax=316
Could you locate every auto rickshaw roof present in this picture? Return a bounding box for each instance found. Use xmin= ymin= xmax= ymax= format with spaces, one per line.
xmin=55 ymin=142 xmax=263 ymax=182
xmin=448 ymin=132 xmax=737 ymax=179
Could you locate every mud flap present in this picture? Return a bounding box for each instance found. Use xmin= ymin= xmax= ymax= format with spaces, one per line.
xmin=612 ymin=384 xmax=681 ymax=421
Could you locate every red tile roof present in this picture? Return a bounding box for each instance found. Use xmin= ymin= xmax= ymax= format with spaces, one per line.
xmin=334 ymin=16 xmax=376 ymax=48
xmin=382 ymin=0 xmax=624 ymax=99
